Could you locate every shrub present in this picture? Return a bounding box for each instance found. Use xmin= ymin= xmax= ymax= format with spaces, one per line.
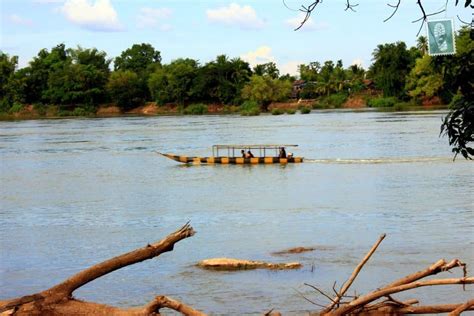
xmin=8 ymin=102 xmax=23 ymax=114
xmin=392 ymin=102 xmax=412 ymax=111
xmin=240 ymin=100 xmax=260 ymax=116
xmin=71 ymin=106 xmax=96 ymax=117
xmin=367 ymin=97 xmax=398 ymax=108
xmin=271 ymin=108 xmax=284 ymax=115
xmin=313 ymin=93 xmax=348 ymax=109
xmin=184 ymin=103 xmax=208 ymax=115
xmin=33 ymin=103 xmax=47 ymax=116
xmin=286 ymin=109 xmax=296 ymax=114
xmin=300 ymin=107 xmax=311 ymax=114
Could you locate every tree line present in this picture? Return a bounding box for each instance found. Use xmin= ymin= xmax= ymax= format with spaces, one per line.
xmin=0 ymin=27 xmax=471 ymax=113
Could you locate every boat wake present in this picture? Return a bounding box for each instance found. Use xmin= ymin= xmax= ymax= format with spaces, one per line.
xmin=304 ymin=157 xmax=452 ymax=164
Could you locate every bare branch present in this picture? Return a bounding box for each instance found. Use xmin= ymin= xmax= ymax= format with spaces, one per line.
xmin=457 ymin=14 xmax=471 ymax=25
xmin=293 ymin=288 xmax=327 ymax=308
xmin=384 ymin=0 xmax=401 ymax=22
xmin=331 ymin=277 xmax=474 ymax=315
xmin=49 ymin=223 xmax=195 ymax=296
xmin=304 ymin=283 xmax=337 ymax=303
xmin=322 ymin=234 xmax=386 ymax=313
xmin=294 ymin=1 xmax=322 ymax=31
xmin=448 ymin=299 xmax=474 ymax=316
xmin=144 ymin=295 xmax=207 ymax=316
xmin=344 ymin=0 xmax=359 ymax=12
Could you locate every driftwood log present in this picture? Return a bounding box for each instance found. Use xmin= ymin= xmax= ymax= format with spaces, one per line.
xmin=0 ymin=223 xmax=205 ymax=316
xmin=1 ymin=225 xmax=472 ymax=315
xmin=300 ymin=234 xmax=474 ymax=315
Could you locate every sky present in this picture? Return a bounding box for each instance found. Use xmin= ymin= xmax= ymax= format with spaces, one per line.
xmin=0 ymin=0 xmax=471 ymax=75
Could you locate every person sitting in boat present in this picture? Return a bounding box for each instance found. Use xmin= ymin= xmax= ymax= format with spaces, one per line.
xmin=247 ymin=150 xmax=254 ymax=158
xmin=279 ymin=147 xmax=287 ymax=158
xmin=287 ymin=152 xmax=293 ymax=158
xmin=241 ymin=149 xmax=246 ymax=158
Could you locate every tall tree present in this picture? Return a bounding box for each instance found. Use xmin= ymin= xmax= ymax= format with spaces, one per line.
xmin=417 ymin=36 xmax=428 ymax=55
xmin=368 ymin=42 xmax=414 ymax=97
xmin=253 ymin=62 xmax=279 ymax=79
xmin=0 ymin=52 xmax=19 ymax=111
xmin=114 ymin=43 xmax=161 ymax=102
xmin=406 ymin=55 xmax=443 ymax=99
xmin=148 ymin=58 xmax=199 ymax=105
xmin=114 ymin=43 xmax=161 ymax=73
xmin=107 ymin=70 xmax=143 ymax=110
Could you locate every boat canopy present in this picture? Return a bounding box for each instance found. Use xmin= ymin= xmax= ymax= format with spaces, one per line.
xmin=212 ymin=144 xmax=298 ymax=157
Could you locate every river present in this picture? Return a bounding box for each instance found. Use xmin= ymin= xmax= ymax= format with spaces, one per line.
xmin=0 ymin=110 xmax=473 ymax=315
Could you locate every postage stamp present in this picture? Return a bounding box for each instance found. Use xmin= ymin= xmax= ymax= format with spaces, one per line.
xmin=427 ymin=19 xmax=456 ymax=56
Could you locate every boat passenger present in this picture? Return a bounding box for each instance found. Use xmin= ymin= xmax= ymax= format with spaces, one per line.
xmin=241 ymin=150 xmax=246 ymax=158
xmin=247 ymin=150 xmax=254 ymax=158
xmin=287 ymin=152 xmax=293 ymax=158
xmin=279 ymin=147 xmax=287 ymax=158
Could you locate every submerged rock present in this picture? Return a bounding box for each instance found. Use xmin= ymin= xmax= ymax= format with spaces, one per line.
xmin=197 ymin=258 xmax=302 ymax=271
xmin=272 ymin=247 xmax=316 ymax=255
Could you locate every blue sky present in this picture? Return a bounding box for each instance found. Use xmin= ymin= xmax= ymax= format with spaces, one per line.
xmin=1 ymin=0 xmax=470 ymax=75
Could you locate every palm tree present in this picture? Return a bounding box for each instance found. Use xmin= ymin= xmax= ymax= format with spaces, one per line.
xmin=417 ymin=36 xmax=428 ymax=55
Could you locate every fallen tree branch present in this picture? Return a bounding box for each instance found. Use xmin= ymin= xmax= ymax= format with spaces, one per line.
xmin=143 ymin=295 xmax=206 ymax=316
xmin=322 ymin=234 xmax=386 ymax=313
xmin=331 ymin=276 xmax=473 ymax=315
xmin=0 ymin=223 xmax=196 ymax=315
xmin=381 ymin=258 xmax=466 ymax=289
xmin=448 ymin=299 xmax=474 ymax=316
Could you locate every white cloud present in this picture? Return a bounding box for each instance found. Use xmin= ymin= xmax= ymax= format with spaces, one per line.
xmin=279 ymin=60 xmax=302 ymax=77
xmin=206 ymin=3 xmax=264 ymax=30
xmin=241 ymin=46 xmax=300 ymax=76
xmin=60 ymin=0 xmax=123 ymax=32
xmin=285 ymin=13 xmax=329 ymax=31
xmin=9 ymin=14 xmax=33 ymax=26
xmin=240 ymin=46 xmax=275 ymax=67
xmin=137 ymin=7 xmax=172 ymax=29
xmin=33 ymin=0 xmax=64 ymax=3
xmin=351 ymin=58 xmax=364 ymax=68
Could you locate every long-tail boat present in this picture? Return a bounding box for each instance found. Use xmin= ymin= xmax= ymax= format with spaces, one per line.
xmin=158 ymin=144 xmax=303 ymax=164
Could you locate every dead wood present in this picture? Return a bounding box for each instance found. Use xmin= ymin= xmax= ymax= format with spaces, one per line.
xmin=143 ymin=295 xmax=206 ymax=316
xmin=0 ymin=223 xmax=201 ymax=316
xmin=448 ymin=299 xmax=474 ymax=316
xmin=305 ymin=234 xmax=473 ymax=315
xmin=322 ymin=234 xmax=386 ymax=313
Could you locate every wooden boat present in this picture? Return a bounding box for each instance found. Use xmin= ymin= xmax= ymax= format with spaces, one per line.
xmin=158 ymin=144 xmax=304 ymax=164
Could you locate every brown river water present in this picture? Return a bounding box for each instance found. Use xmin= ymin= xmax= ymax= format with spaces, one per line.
xmin=0 ymin=110 xmax=473 ymax=314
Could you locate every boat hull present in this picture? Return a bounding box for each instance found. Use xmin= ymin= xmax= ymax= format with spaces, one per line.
xmin=159 ymin=153 xmax=303 ymax=164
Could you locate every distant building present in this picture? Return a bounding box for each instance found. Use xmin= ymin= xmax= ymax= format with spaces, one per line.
xmin=292 ymin=80 xmax=306 ymax=99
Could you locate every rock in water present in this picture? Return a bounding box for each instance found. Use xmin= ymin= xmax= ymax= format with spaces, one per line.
xmin=197 ymin=258 xmax=301 ymax=271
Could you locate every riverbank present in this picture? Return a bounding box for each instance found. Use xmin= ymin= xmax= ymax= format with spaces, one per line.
xmin=0 ymin=98 xmax=448 ymax=121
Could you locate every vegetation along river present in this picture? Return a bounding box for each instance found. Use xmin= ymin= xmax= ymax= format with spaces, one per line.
xmin=0 ymin=110 xmax=473 ymax=315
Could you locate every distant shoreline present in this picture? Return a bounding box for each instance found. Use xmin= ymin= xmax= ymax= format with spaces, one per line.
xmin=0 ymin=101 xmax=448 ymax=121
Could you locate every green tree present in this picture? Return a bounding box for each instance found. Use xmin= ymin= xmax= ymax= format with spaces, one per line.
xmin=43 ymin=47 xmax=110 ymax=107
xmin=405 ymin=55 xmax=443 ymax=99
xmin=148 ymin=58 xmax=199 ymax=105
xmin=114 ymin=43 xmax=161 ymax=102
xmin=299 ymin=62 xmax=320 ymax=82
xmin=241 ymin=75 xmax=292 ymax=111
xmin=437 ymin=26 xmax=474 ymax=159
xmin=194 ymin=55 xmax=250 ymax=105
xmin=416 ymin=35 xmax=428 ymax=55
xmin=114 ymin=43 xmax=161 ymax=73
xmin=107 ymin=70 xmax=143 ymax=110
xmin=19 ymin=44 xmax=69 ymax=104
xmin=253 ymin=62 xmax=279 ymax=79
xmin=368 ymin=42 xmax=414 ymax=97
xmin=0 ymin=52 xmax=19 ymax=111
